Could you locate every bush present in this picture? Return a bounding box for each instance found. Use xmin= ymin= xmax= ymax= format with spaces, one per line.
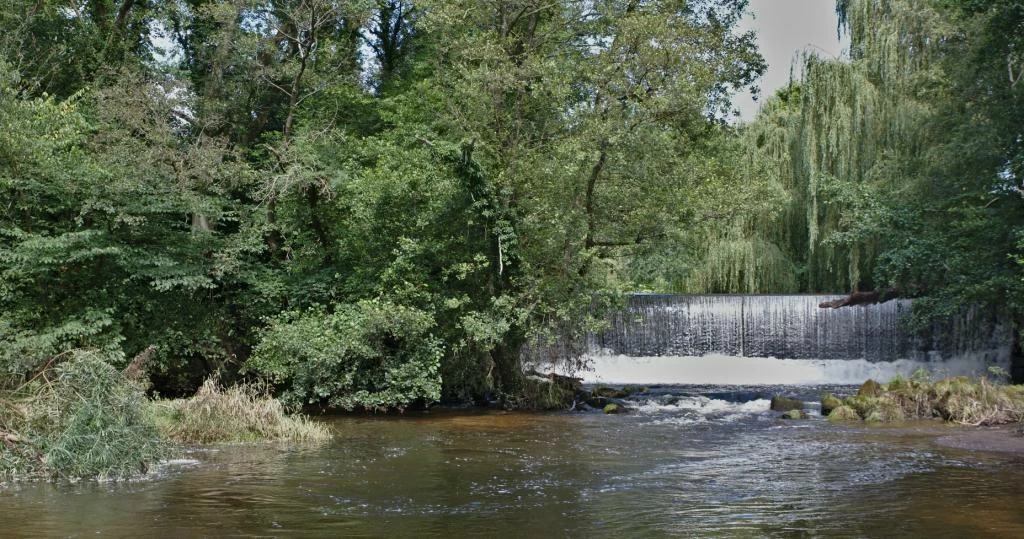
xmin=248 ymin=300 xmax=443 ymax=411
xmin=152 ymin=379 xmax=331 ymax=444
xmin=0 ymin=350 xmax=169 ymax=481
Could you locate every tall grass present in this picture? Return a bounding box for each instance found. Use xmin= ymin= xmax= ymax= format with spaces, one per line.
xmin=153 ymin=379 xmax=331 ymax=444
xmin=824 ymin=374 xmax=1024 ymax=426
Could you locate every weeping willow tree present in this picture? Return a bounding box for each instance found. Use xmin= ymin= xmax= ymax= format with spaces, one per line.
xmin=728 ymin=0 xmax=956 ymax=293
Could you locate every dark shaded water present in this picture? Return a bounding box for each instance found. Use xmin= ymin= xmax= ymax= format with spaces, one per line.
xmin=2 ymin=387 xmax=1024 ymax=538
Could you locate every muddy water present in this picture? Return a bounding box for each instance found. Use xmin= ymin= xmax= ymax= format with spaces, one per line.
xmin=2 ymin=386 xmax=1023 ymax=538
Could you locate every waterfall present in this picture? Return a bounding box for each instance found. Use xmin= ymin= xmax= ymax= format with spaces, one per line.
xmin=557 ymin=295 xmax=1012 ymax=384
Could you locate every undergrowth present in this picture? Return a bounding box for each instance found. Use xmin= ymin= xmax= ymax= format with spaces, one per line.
xmin=0 ymin=351 xmax=169 ymax=481
xmin=2 ymin=352 xmax=331 ymax=483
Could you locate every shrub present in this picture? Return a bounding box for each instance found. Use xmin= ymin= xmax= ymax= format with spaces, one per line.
xmin=152 ymin=379 xmax=331 ymax=444
xmin=0 ymin=350 xmax=169 ymax=481
xmin=248 ymin=300 xmax=443 ymax=411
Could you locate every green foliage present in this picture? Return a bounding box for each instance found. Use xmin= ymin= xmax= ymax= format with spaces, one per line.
xmin=1 ymin=0 xmax=766 ymax=409
xmin=249 ymin=300 xmax=443 ymax=411
xmin=0 ymin=350 xmax=169 ymax=481
xmin=727 ymin=0 xmax=1024 ymax=346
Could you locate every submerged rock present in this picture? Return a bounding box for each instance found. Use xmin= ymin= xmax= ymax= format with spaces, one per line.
xmin=780 ymin=409 xmax=809 ymax=420
xmin=770 ymin=395 xmax=804 ymax=412
xmin=821 ymin=393 xmax=843 ymax=416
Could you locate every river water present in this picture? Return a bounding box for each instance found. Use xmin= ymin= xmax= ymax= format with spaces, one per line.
xmin=2 ymin=386 xmax=1023 ymax=538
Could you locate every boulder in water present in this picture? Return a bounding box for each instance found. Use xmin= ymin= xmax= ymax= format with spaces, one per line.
xmin=780 ymin=409 xmax=809 ymax=420
xmin=603 ymin=403 xmax=621 ymax=414
xmin=821 ymin=393 xmax=843 ymax=416
xmin=592 ymin=385 xmax=646 ymax=399
xmin=593 ymin=386 xmax=627 ymax=398
xmin=770 ymin=395 xmax=804 ymax=412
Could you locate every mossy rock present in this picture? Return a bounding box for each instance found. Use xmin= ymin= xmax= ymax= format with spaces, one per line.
xmin=592 ymin=385 xmax=647 ymax=399
xmin=780 ymin=409 xmax=808 ymax=420
xmin=522 ymin=376 xmax=574 ymax=410
xmin=622 ymin=385 xmax=648 ymax=396
xmin=770 ymin=395 xmax=804 ymax=412
xmin=827 ymin=405 xmax=861 ymax=421
xmin=586 ymin=396 xmax=622 ymax=409
xmin=820 ymin=393 xmax=843 ymax=416
xmin=847 ymin=395 xmax=905 ymax=422
xmin=603 ymin=403 xmax=621 ymax=414
xmin=593 ymin=386 xmax=628 ymax=399
xmin=858 ymin=379 xmax=883 ymax=397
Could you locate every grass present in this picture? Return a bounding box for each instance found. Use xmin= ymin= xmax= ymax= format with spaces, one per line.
xmin=2 ymin=353 xmax=331 ymax=483
xmin=151 ymin=378 xmax=332 ymax=445
xmin=823 ymin=374 xmax=1024 ymax=426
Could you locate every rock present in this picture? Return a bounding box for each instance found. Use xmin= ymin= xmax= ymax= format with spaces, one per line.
xmin=820 ymin=393 xmax=843 ymax=416
xmin=586 ymin=396 xmax=630 ymax=411
xmin=622 ymin=385 xmax=648 ymax=396
xmin=603 ymin=403 xmax=621 ymax=414
xmin=863 ymin=399 xmax=905 ymax=422
xmin=592 ymin=386 xmax=627 ymax=399
xmin=858 ymin=379 xmax=883 ymax=397
xmin=780 ymin=409 xmax=808 ymax=420
xmin=592 ymin=385 xmax=647 ymax=399
xmin=770 ymin=395 xmax=804 ymax=412
xmin=827 ymin=405 xmax=862 ymax=421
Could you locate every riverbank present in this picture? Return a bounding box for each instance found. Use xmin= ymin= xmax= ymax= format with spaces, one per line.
xmin=1 ymin=353 xmax=328 ymax=482
xmin=820 ymin=375 xmax=1024 ymax=425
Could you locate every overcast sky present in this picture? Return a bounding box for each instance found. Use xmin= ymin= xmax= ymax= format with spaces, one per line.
xmin=733 ymin=0 xmax=847 ymax=122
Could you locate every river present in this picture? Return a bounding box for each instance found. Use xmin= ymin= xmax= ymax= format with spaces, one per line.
xmin=2 ymin=385 xmax=1022 ymax=537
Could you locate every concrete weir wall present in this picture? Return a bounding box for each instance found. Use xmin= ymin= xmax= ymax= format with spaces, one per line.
xmin=537 ymin=294 xmax=1014 ymax=385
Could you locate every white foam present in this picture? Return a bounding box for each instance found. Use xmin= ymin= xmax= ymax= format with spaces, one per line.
xmin=567 ymin=353 xmax=1010 ymax=385
xmin=635 ymin=396 xmax=771 ymax=424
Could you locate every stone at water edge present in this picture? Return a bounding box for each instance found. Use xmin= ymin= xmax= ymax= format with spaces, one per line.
xmin=821 ymin=394 xmax=843 ymax=416
xmin=592 ymin=386 xmax=647 ymax=399
xmin=780 ymin=409 xmax=808 ymax=420
xmin=603 ymin=404 xmax=621 ymax=414
xmin=770 ymin=395 xmax=804 ymax=412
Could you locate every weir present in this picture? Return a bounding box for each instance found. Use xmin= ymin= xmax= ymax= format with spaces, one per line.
xmin=561 ymin=294 xmax=1013 ymax=385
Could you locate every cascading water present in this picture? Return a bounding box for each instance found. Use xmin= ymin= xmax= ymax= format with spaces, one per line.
xmin=559 ymin=294 xmax=1012 ymax=385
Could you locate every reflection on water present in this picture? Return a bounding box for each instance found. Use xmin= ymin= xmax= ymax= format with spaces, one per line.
xmin=2 ymin=386 xmax=1024 ymax=538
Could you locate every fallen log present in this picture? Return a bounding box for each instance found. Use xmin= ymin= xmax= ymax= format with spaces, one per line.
xmin=819 ymin=288 xmax=900 ymax=309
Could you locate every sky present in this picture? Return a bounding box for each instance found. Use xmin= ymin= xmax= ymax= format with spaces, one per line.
xmin=733 ymin=0 xmax=847 ymax=122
